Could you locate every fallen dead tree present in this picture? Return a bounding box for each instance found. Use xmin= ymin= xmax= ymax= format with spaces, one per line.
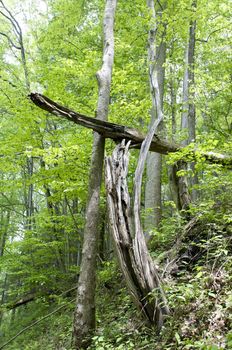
xmin=29 ymin=93 xmax=232 ymax=167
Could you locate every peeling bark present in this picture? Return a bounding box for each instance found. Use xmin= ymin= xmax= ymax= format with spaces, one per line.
xmin=105 ymin=141 xmax=169 ymax=330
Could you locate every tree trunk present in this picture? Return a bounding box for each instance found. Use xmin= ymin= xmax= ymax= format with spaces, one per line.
xmin=187 ymin=5 xmax=198 ymax=201
xmin=105 ymin=8 xmax=170 ymax=325
xmin=0 ymin=274 xmax=8 ymax=325
xmin=25 ymin=157 xmax=34 ymax=230
xmin=187 ymin=7 xmax=196 ymax=145
xmin=168 ymin=68 xmax=181 ymax=210
xmin=145 ymin=1 xmax=166 ymax=238
xmin=168 ymin=163 xmax=182 ymax=211
xmin=180 ymin=1 xmax=197 ymax=204
xmin=181 ymin=45 xmax=189 ymax=146
xmin=72 ymin=1 xmax=117 ymax=349
xmin=105 ymin=140 xmax=169 ymax=330
xmin=0 ymin=210 xmax=10 ymax=257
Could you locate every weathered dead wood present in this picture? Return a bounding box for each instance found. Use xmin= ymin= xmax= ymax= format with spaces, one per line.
xmin=105 ymin=141 xmax=169 ymax=329
xmin=29 ymin=93 xmax=232 ymax=167
xmin=29 ymin=92 xmax=176 ymax=155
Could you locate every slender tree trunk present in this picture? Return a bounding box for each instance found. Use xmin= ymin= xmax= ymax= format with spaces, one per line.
xmin=168 ymin=163 xmax=182 ymax=211
xmin=170 ymin=68 xmax=177 ymax=139
xmin=0 ymin=210 xmax=10 ymax=325
xmin=0 ymin=211 xmax=10 ymax=257
xmin=187 ymin=5 xmax=198 ymax=201
xmin=25 ymin=157 xmax=34 ymax=230
xmin=144 ymin=1 xmax=166 ymax=239
xmin=168 ymin=69 xmax=181 ymax=210
xmin=187 ymin=11 xmax=196 ymax=145
xmin=72 ymin=1 xmax=117 ymax=349
xmin=180 ymin=2 xmax=197 ymax=204
xmin=181 ymin=46 xmax=189 ymax=146
xmin=0 ymin=274 xmax=8 ymax=325
xmin=178 ymin=46 xmax=192 ymax=211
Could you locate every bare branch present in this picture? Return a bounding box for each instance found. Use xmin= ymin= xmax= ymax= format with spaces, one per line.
xmin=0 ymin=75 xmax=17 ymax=88
xmin=29 ymin=92 xmax=179 ymax=155
xmin=0 ymin=31 xmax=20 ymax=49
xmin=196 ymin=26 xmax=230 ymax=43
xmin=155 ymin=0 xmax=163 ymax=10
xmin=0 ymin=1 xmax=21 ymax=36
xmin=29 ymin=93 xmax=232 ymax=167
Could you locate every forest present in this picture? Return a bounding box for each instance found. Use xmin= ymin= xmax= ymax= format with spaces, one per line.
xmin=0 ymin=0 xmax=231 ymax=349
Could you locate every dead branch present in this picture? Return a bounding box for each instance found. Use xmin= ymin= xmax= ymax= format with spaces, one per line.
xmin=29 ymin=93 xmax=232 ymax=167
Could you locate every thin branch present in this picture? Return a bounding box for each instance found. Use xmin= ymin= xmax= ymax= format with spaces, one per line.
xmin=0 ymin=75 xmax=17 ymax=88
xmin=0 ymin=1 xmax=30 ymax=89
xmin=196 ymin=26 xmax=229 ymax=43
xmin=0 ymin=31 xmax=20 ymax=49
xmin=0 ymin=299 xmax=75 ymax=349
xmin=155 ymin=0 xmax=163 ymax=11
xmin=0 ymin=0 xmax=22 ymax=36
xmin=0 ymin=10 xmax=20 ymax=42
xmin=0 ymin=204 xmax=26 ymax=218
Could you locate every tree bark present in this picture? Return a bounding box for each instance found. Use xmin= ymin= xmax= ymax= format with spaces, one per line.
xmin=167 ymin=62 xmax=182 ymax=210
xmin=72 ymin=1 xmax=117 ymax=349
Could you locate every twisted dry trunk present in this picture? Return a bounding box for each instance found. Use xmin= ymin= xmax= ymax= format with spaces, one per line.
xmin=105 ymin=140 xmax=169 ymax=329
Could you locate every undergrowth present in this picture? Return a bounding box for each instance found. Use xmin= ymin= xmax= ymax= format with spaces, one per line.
xmin=1 ymin=216 xmax=231 ymax=350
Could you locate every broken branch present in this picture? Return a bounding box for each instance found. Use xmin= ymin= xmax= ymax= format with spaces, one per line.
xmin=29 ymin=93 xmax=232 ymax=167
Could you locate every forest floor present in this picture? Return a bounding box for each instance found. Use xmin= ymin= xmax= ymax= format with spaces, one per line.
xmin=1 ymin=217 xmax=232 ymax=350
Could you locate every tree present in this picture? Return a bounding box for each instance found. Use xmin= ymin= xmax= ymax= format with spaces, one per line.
xmin=72 ymin=1 xmax=117 ymax=349
xmin=144 ymin=0 xmax=166 ymax=238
